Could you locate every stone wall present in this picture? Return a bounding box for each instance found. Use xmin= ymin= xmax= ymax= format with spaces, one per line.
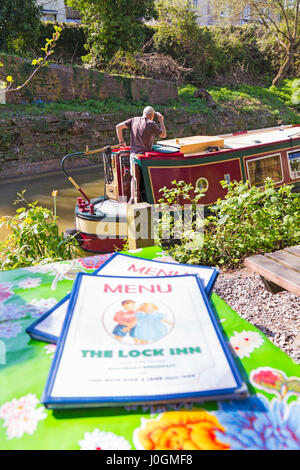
xmin=0 ymin=56 xmax=178 ymax=105
xmin=0 ymin=106 xmax=281 ymax=180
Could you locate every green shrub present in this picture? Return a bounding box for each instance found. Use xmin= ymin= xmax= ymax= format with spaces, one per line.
xmin=37 ymin=22 xmax=87 ymax=64
xmin=156 ymin=179 xmax=300 ymax=268
xmin=68 ymin=0 xmax=156 ymax=66
xmin=0 ymin=191 xmax=82 ymax=271
xmin=0 ymin=0 xmax=42 ymax=55
xmin=152 ymin=17 xmax=298 ymax=86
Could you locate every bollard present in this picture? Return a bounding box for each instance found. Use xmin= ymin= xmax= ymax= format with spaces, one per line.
xmin=127 ymin=203 xmax=154 ymax=250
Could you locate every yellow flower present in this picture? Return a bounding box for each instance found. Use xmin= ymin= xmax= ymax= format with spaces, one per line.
xmin=135 ymin=410 xmax=230 ymax=450
xmin=6 ymin=76 xmax=13 ymax=83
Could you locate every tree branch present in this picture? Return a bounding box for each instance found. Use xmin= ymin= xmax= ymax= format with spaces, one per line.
xmin=0 ymin=26 xmax=61 ymax=95
xmin=276 ymin=0 xmax=292 ymax=39
xmin=250 ymin=0 xmax=289 ymax=42
xmin=294 ymin=0 xmax=300 ymax=38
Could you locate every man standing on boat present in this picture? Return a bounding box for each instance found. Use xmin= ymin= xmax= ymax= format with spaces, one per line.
xmin=116 ymin=106 xmax=166 ymax=204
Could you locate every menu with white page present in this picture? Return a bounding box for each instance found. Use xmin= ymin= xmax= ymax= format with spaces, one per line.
xmin=42 ymin=274 xmax=247 ymax=408
xmin=26 ymin=253 xmax=218 ymax=343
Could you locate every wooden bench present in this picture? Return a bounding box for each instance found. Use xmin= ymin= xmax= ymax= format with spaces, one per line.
xmin=244 ymin=245 xmax=300 ymax=296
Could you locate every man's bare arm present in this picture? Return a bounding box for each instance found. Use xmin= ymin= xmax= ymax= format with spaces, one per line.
xmin=156 ymin=112 xmax=166 ymax=138
xmin=116 ymin=122 xmax=128 ymax=146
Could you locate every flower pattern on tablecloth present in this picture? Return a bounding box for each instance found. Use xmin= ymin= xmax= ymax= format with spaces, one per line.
xmin=77 ymin=253 xmax=114 ymax=270
xmin=22 ymin=261 xmax=73 ymax=275
xmin=215 ymin=394 xmax=300 ymax=450
xmin=28 ymin=298 xmax=58 ymax=318
xmin=0 ymin=394 xmax=47 ymax=440
xmin=44 ymin=344 xmax=56 ymax=357
xmin=0 ymin=304 xmax=28 ymax=321
xmin=0 ymin=322 xmax=22 ymax=339
xmin=250 ymin=367 xmax=300 ymax=400
xmin=229 ymin=330 xmax=264 ymax=358
xmin=133 ymin=410 xmax=230 ymax=450
xmin=17 ymin=278 xmax=42 ymax=289
xmin=78 ymin=429 xmax=131 ymax=450
xmin=0 ymin=284 xmax=13 ymax=304
xmin=1 ymin=251 xmax=300 ymax=450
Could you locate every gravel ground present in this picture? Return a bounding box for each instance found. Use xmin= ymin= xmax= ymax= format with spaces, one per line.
xmin=213 ymin=268 xmax=300 ymax=364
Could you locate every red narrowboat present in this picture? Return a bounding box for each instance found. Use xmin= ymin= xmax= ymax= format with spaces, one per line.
xmin=62 ymin=124 xmax=300 ymax=253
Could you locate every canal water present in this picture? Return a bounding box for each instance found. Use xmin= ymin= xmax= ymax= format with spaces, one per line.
xmin=0 ymin=165 xmax=105 ymax=241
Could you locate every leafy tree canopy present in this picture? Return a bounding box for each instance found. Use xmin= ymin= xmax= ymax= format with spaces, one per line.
xmin=0 ymin=0 xmax=42 ymax=54
xmin=67 ymin=0 xmax=156 ymax=65
xmin=209 ymin=0 xmax=300 ymax=85
xmin=153 ymin=0 xmax=201 ymax=58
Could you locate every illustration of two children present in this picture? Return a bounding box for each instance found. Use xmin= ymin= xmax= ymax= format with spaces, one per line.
xmin=112 ymin=300 xmax=172 ymax=344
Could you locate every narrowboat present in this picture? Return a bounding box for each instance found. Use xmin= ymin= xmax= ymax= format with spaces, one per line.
xmin=62 ymin=124 xmax=300 ymax=253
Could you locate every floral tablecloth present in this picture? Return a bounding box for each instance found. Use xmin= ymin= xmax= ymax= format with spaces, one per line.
xmin=0 ymin=246 xmax=300 ymax=450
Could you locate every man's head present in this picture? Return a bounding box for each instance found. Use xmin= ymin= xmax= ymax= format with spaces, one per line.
xmin=143 ymin=106 xmax=156 ymax=120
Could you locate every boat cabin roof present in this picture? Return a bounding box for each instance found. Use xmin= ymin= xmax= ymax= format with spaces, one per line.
xmin=157 ymin=125 xmax=300 ymax=155
xmin=222 ymin=126 xmax=300 ymax=150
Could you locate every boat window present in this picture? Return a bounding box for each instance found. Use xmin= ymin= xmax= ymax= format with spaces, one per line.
xmin=247 ymin=154 xmax=283 ymax=186
xmin=196 ymin=177 xmax=209 ymax=192
xmin=288 ymin=149 xmax=300 ymax=179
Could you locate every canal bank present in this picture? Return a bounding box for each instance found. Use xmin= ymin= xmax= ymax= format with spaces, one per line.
xmin=0 ymin=99 xmax=293 ymax=180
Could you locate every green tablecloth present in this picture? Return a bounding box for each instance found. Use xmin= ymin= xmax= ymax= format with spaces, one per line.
xmin=1 ymin=246 xmax=300 ymax=450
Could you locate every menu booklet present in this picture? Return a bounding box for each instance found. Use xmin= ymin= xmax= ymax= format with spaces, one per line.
xmin=42 ymin=274 xmax=247 ymax=408
xmin=26 ymin=253 xmax=218 ymax=344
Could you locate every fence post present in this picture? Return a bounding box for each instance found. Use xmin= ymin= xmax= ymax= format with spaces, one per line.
xmin=127 ymin=203 xmax=154 ymax=250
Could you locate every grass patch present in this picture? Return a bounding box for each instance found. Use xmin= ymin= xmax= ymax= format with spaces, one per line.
xmin=0 ymin=79 xmax=299 ymax=125
xmin=0 ymin=98 xmax=148 ymax=118
xmin=207 ymin=79 xmax=300 ymax=123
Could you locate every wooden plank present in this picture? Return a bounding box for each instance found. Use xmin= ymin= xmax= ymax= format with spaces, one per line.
xmin=266 ymin=251 xmax=300 ymax=274
xmin=157 ymin=136 xmax=224 ymax=154
xmin=285 ymin=245 xmax=300 ymax=258
xmin=244 ymin=254 xmax=300 ymax=296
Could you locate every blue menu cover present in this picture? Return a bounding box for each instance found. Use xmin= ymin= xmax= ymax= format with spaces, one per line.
xmin=42 ymin=273 xmax=247 ymax=409
xmin=26 ymin=253 xmax=218 ymax=344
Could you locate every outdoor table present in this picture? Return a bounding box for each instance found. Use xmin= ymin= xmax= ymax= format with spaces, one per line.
xmin=1 ymin=246 xmax=300 ymax=450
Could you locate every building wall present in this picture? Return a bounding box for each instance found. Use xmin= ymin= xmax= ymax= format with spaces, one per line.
xmin=177 ymin=0 xmax=250 ymax=26
xmin=38 ymin=0 xmax=66 ymax=23
xmin=193 ymin=0 xmax=214 ymax=26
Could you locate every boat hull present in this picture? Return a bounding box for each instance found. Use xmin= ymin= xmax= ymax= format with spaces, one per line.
xmin=139 ymin=130 xmax=300 ymax=206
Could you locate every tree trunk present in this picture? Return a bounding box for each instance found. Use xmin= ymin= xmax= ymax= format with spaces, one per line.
xmin=272 ymin=43 xmax=295 ymax=87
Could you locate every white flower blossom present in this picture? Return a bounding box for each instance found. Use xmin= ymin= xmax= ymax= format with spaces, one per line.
xmin=0 ymin=394 xmax=47 ymax=440
xmin=229 ymin=330 xmax=264 ymax=358
xmin=44 ymin=344 xmax=56 ymax=357
xmin=18 ymin=278 xmax=42 ymax=289
xmin=78 ymin=429 xmax=131 ymax=450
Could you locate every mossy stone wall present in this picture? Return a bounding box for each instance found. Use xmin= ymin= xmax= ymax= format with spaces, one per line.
xmin=0 ymin=56 xmax=178 ymax=105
